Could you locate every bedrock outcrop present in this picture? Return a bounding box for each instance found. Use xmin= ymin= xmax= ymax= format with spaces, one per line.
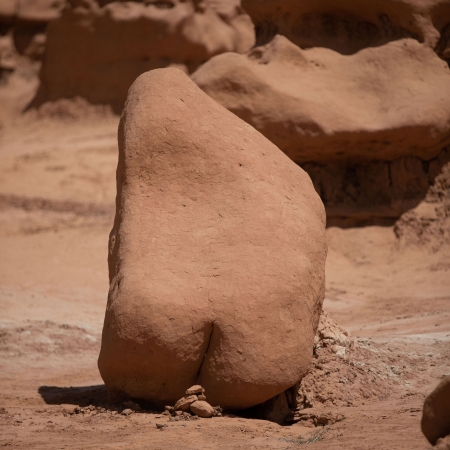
xmin=192 ymin=35 xmax=450 ymax=164
xmin=97 ymin=68 xmax=327 ymax=410
xmin=32 ymin=0 xmax=254 ymax=112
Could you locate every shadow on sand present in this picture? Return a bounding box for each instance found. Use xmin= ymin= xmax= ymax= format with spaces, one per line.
xmin=38 ymin=384 xmax=109 ymax=407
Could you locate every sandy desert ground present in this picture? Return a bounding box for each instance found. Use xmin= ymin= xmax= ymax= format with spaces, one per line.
xmin=0 ymin=85 xmax=449 ymax=448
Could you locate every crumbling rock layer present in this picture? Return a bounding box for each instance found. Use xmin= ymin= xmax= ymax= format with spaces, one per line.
xmin=295 ymin=313 xmax=426 ymax=411
xmin=32 ymin=0 xmax=254 ymax=112
xmin=242 ymin=0 xmax=450 ymax=56
xmin=193 ymin=35 xmax=450 ymax=164
xmin=98 ymin=68 xmax=327 ymax=410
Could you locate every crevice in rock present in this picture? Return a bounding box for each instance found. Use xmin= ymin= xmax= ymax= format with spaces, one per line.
xmin=195 ymin=321 xmax=214 ymax=384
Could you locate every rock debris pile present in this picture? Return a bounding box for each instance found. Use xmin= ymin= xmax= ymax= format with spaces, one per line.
xmin=295 ymin=312 xmax=425 ymax=410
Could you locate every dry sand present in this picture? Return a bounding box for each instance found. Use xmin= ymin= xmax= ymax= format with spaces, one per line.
xmin=0 ymin=106 xmax=449 ymax=448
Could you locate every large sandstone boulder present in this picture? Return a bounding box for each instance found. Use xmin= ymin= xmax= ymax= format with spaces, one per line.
xmin=422 ymin=376 xmax=450 ymax=445
xmin=192 ymin=35 xmax=450 ymax=164
xmin=98 ymin=68 xmax=327 ymax=410
xmin=32 ymin=0 xmax=254 ymax=112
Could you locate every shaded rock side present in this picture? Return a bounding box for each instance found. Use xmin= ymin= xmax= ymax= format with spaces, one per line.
xmin=192 ymin=35 xmax=450 ymax=164
xmin=242 ymin=0 xmax=450 ymax=56
xmin=306 ymin=148 xmax=450 ymax=226
xmin=98 ymin=68 xmax=327 ymax=410
xmin=32 ymin=0 xmax=254 ymax=112
xmin=421 ymin=376 xmax=450 ymax=445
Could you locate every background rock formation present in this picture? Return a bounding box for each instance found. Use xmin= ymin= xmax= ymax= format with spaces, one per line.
xmin=0 ymin=0 xmax=64 ymax=59
xmin=31 ymin=0 xmax=254 ymax=112
xmin=193 ymin=36 xmax=450 ymax=164
xmin=98 ymin=68 xmax=327 ymax=410
xmin=242 ymin=0 xmax=450 ymax=55
xmin=192 ymin=0 xmax=450 ymax=226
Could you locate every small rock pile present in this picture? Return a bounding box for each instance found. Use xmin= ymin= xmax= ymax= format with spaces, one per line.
xmin=164 ymin=385 xmax=222 ymax=420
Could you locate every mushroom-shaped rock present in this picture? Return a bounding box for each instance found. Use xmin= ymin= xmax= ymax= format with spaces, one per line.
xmin=422 ymin=376 xmax=450 ymax=445
xmin=192 ymin=35 xmax=450 ymax=164
xmin=190 ymin=401 xmax=215 ymax=418
xmin=97 ymin=68 xmax=327 ymax=410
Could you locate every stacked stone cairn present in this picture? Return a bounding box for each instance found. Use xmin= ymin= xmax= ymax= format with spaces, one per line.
xmin=163 ymin=385 xmax=222 ymax=420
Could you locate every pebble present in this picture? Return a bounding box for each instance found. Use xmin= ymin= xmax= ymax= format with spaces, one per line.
xmin=190 ymin=401 xmax=215 ymax=418
xmin=185 ymin=385 xmax=205 ymax=395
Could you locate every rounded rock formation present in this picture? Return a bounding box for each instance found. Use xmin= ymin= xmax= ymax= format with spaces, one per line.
xmin=192 ymin=35 xmax=450 ymax=164
xmin=98 ymin=68 xmax=327 ymax=410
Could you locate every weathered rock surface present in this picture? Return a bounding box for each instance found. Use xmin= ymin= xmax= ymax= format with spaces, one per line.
xmin=190 ymin=401 xmax=215 ymax=418
xmin=193 ymin=35 xmax=450 ymax=164
xmin=421 ymin=376 xmax=450 ymax=445
xmin=32 ymin=0 xmax=254 ymax=112
xmin=97 ymin=68 xmax=327 ymax=410
xmin=242 ymin=0 xmax=450 ymax=56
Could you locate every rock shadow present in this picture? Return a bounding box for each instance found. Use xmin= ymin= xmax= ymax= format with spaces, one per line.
xmin=38 ymin=385 xmax=110 ymax=408
xmin=38 ymin=385 xmax=165 ymax=412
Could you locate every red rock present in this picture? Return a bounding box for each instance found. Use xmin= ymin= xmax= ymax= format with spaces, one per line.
xmin=190 ymin=401 xmax=214 ymax=418
xmin=174 ymin=395 xmax=198 ymax=412
xmin=97 ymin=68 xmax=327 ymax=410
